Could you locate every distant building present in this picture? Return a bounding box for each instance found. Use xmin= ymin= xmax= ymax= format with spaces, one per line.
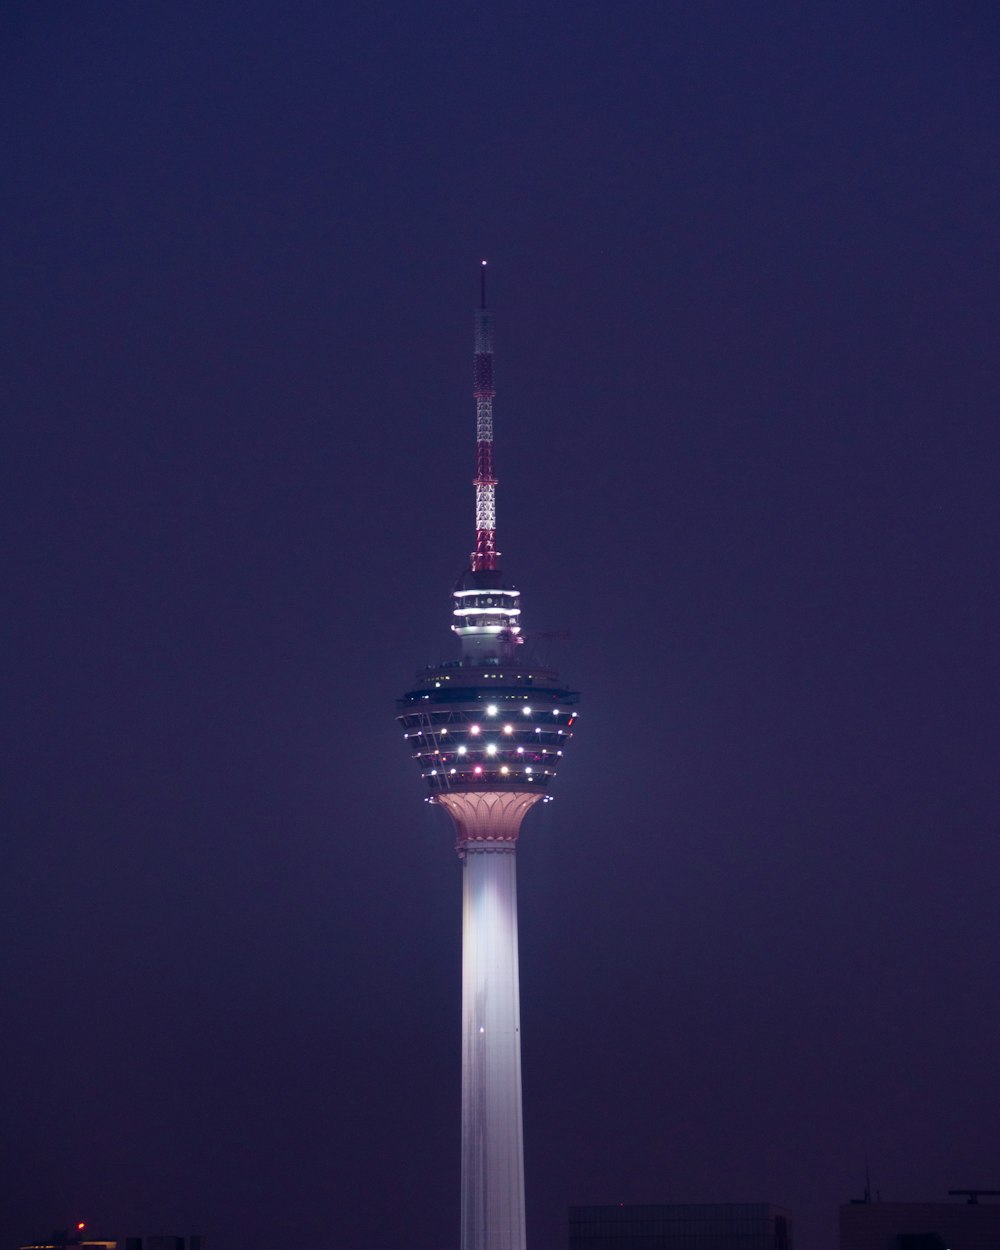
xmin=124 ymin=1241 xmax=204 ymax=1250
xmin=19 ymin=1233 xmax=116 ymax=1250
xmin=569 ymin=1203 xmax=793 ymax=1250
xmin=840 ymin=1195 xmax=1000 ymax=1250
xmin=19 ymin=1235 xmax=202 ymax=1250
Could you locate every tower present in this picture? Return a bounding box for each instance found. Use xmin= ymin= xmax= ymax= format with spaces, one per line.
xmin=397 ymin=264 xmax=579 ymax=1250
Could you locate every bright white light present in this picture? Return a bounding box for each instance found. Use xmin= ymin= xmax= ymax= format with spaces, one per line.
xmin=553 ymin=708 xmax=560 ymax=715
xmin=487 ymin=705 xmax=498 ymax=716
xmin=517 ymin=747 xmax=524 ymax=755
xmin=523 ymin=707 xmax=532 ymax=716
xmin=430 ymin=769 xmax=437 ymax=776
xmin=503 ymin=724 xmax=513 ymax=734
xmin=535 ymin=727 xmax=542 ymax=733
xmin=470 ymin=725 xmax=481 ymax=735
xmin=458 ymin=746 xmax=467 ymax=755
xmin=452 ymin=606 xmax=520 ymax=617
xmin=450 ymin=768 xmax=457 ymax=774
xmin=500 ymin=766 xmax=509 ymax=775
xmin=525 ymin=767 xmax=533 ymax=775
xmin=440 ymin=728 xmax=448 ymax=735
xmin=486 ymin=744 xmax=497 ymax=756
xmin=474 ymin=765 xmax=483 ymax=775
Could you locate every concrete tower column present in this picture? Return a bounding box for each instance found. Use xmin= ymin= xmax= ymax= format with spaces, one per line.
xmin=437 ymin=791 xmax=543 ymax=1250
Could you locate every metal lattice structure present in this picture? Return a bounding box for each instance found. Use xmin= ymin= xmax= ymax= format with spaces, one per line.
xmin=473 ymin=261 xmax=498 ymax=572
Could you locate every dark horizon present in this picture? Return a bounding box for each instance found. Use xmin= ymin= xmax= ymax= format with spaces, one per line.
xmin=3 ymin=4 xmax=999 ymax=1250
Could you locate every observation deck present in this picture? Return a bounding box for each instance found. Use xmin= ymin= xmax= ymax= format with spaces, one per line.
xmin=397 ymin=661 xmax=579 ymax=797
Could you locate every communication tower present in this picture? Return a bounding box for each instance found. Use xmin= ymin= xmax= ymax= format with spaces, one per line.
xmin=397 ymin=264 xmax=579 ymax=1250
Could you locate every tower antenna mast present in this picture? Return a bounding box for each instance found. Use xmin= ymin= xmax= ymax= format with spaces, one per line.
xmin=472 ymin=259 xmax=498 ymax=571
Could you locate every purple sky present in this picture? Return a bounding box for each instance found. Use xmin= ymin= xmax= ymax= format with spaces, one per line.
xmin=2 ymin=4 xmax=999 ymax=1250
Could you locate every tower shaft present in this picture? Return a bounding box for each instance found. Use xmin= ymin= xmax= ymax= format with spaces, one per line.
xmin=461 ymin=844 xmax=525 ymax=1250
xmin=437 ymin=790 xmax=541 ymax=1250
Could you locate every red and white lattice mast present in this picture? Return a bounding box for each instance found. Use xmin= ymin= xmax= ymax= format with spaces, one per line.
xmin=451 ymin=262 xmax=523 ymax=660
xmin=398 ymin=266 xmax=579 ymax=1250
xmin=473 ymin=260 xmax=498 ymax=572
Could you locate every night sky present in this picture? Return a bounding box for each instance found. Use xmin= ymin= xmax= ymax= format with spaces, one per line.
xmin=3 ymin=4 xmax=999 ymax=1250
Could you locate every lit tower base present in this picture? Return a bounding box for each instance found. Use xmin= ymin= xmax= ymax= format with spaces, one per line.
xmin=398 ymin=266 xmax=578 ymax=1250
xmin=449 ymin=792 xmax=531 ymax=1250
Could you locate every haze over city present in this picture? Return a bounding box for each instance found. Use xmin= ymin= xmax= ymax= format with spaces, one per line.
xmin=3 ymin=5 xmax=998 ymax=1250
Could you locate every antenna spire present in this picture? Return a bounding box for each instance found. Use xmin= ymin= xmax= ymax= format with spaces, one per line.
xmin=472 ymin=262 xmax=498 ymax=570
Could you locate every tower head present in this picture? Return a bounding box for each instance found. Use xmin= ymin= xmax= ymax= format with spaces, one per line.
xmin=397 ymin=267 xmax=579 ymax=838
